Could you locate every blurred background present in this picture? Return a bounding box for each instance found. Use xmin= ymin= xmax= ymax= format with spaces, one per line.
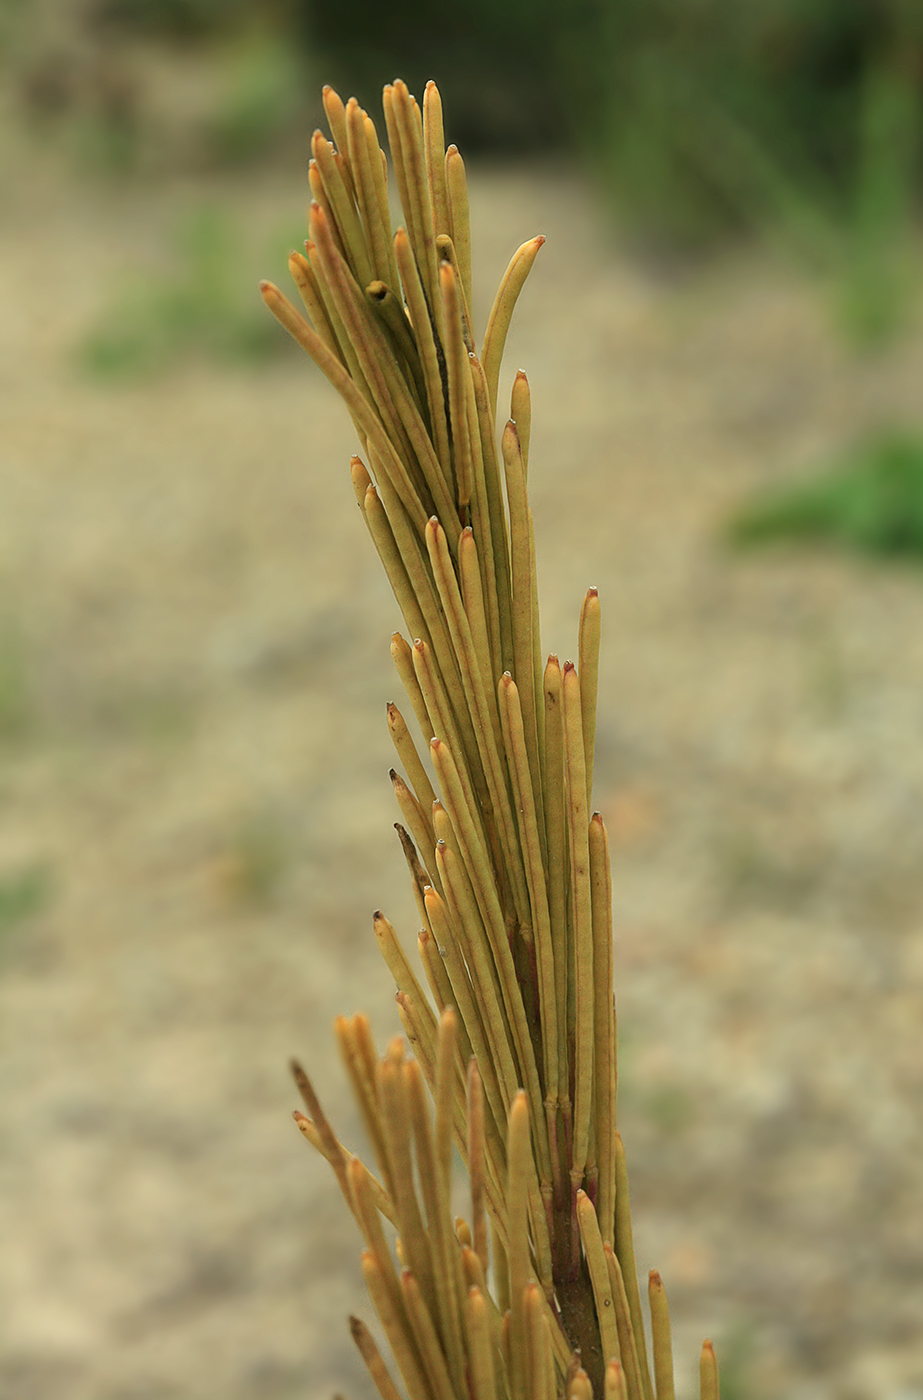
xmin=1 ymin=2 xmax=923 ymax=1398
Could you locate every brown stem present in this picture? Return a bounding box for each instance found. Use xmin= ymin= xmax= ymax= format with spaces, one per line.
xmin=556 ymin=1266 xmax=603 ymax=1399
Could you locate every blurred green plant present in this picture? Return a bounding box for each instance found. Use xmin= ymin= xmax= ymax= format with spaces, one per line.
xmin=0 ymin=625 xmax=34 ymax=741
xmin=713 ymin=1322 xmax=757 ymax=1400
xmin=217 ymin=810 xmax=289 ymax=910
xmin=641 ymin=1083 xmax=695 ymax=1138
xmin=834 ymin=58 xmax=921 ymax=345
xmin=93 ymin=0 xmax=261 ymax=36
xmin=0 ymin=864 xmax=52 ymax=942
xmin=208 ymin=30 xmax=306 ymax=165
xmin=573 ymin=2 xmax=922 ymax=346
xmin=79 ymin=207 xmax=295 ymax=378
xmin=728 ymin=431 xmax=923 ymax=564
xmin=714 ymin=825 xmax=822 ymax=916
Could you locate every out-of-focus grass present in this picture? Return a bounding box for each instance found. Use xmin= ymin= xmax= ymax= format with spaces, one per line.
xmin=67 ymin=31 xmax=305 ymax=176
xmin=208 ymin=29 xmax=306 ymax=165
xmin=209 ymin=810 xmax=291 ymax=911
xmin=78 ymin=206 xmax=297 ymax=378
xmin=581 ymin=29 xmax=921 ymax=348
xmin=0 ymin=864 xmax=53 ymax=946
xmin=715 ymin=1322 xmax=759 ymax=1400
xmin=728 ymin=432 xmax=923 ymax=566
xmin=714 ymin=826 xmax=824 ymax=916
xmin=0 ymin=625 xmax=34 ymax=741
xmin=640 ymin=1082 xmax=695 ymax=1138
xmin=828 ymin=60 xmax=921 ymax=348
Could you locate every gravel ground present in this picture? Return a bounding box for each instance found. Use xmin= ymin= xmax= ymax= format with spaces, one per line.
xmin=1 ymin=143 xmax=922 ymax=1400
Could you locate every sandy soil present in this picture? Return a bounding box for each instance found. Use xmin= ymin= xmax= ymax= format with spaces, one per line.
xmin=1 ymin=146 xmax=922 ymax=1400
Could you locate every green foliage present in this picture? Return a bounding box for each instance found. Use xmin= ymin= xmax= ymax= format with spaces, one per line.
xmin=728 ymin=431 xmax=923 ymax=564
xmin=833 ymin=60 xmax=921 ymax=346
xmin=208 ymin=32 xmax=307 ymax=165
xmin=93 ymin=0 xmax=264 ymax=38
xmin=642 ymin=1082 xmax=695 ymax=1137
xmin=0 ymin=865 xmax=52 ymax=942
xmin=714 ymin=826 xmax=822 ymax=915
xmin=0 ymin=625 xmax=33 ymax=740
xmin=578 ymin=4 xmax=920 ymax=227
xmin=220 ymin=811 xmax=289 ymax=909
xmin=715 ymin=1322 xmax=758 ymax=1400
xmin=79 ymin=207 xmax=295 ymax=379
xmin=569 ymin=3 xmax=922 ymax=344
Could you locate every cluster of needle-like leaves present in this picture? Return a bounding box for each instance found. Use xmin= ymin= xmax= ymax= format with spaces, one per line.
xmin=261 ymin=78 xmax=718 ymax=1400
